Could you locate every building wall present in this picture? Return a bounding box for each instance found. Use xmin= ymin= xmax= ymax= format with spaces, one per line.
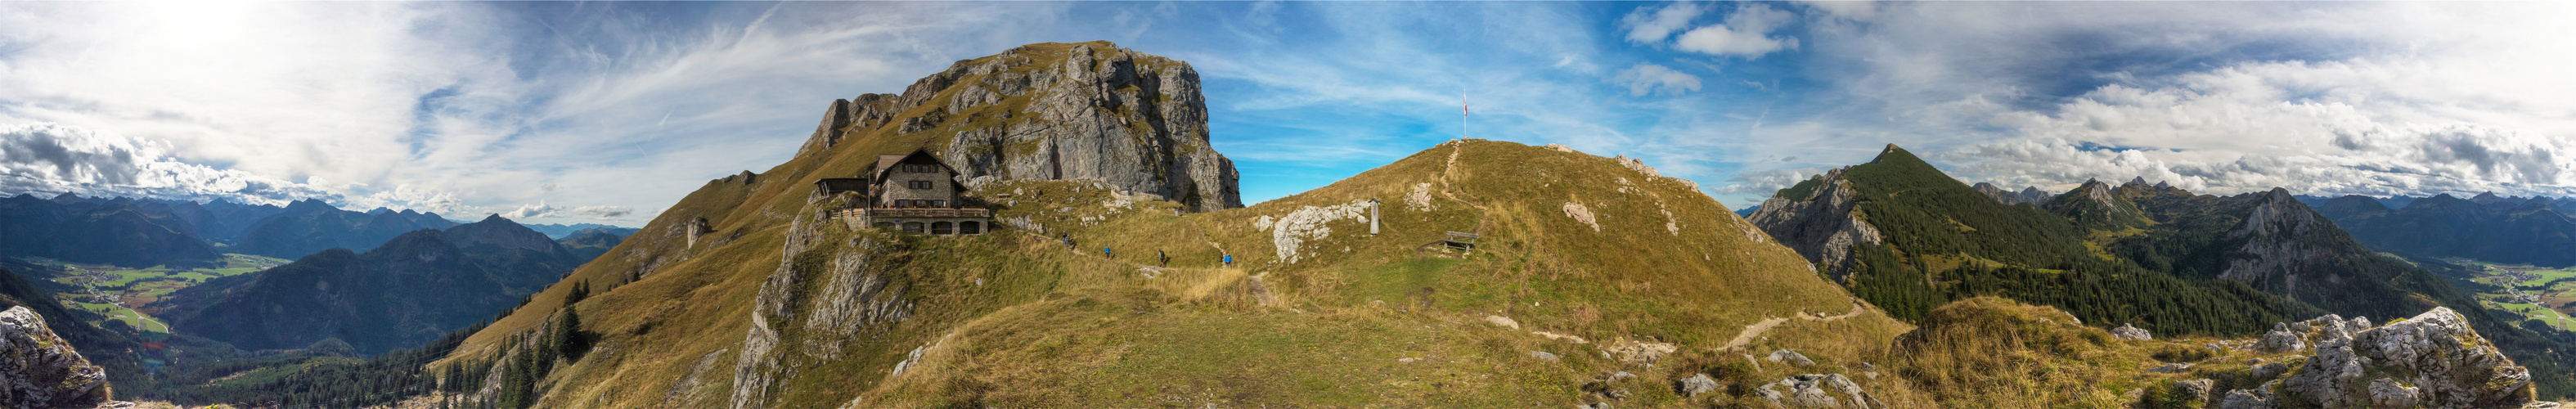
xmin=879 ymin=164 xmax=957 ymax=207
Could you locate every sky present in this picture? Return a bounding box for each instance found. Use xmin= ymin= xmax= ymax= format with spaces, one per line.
xmin=5 ymin=2 xmax=2574 ymax=227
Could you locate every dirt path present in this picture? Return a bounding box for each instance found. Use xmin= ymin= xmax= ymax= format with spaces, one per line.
xmin=1718 ymin=299 xmax=1872 ymax=350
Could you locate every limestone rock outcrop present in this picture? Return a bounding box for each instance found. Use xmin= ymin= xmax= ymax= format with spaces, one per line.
xmin=1747 ymin=168 xmax=1882 ymax=281
xmin=731 ymin=205 xmax=915 ymax=409
xmin=793 ymin=41 xmax=1241 ymax=212
xmin=2111 ymin=323 xmax=2153 ymax=340
xmin=0 ymin=306 xmax=109 ymax=408
xmin=2218 ymin=188 xmax=2339 ymax=295
xmin=1753 ymin=374 xmax=1880 ymax=408
xmin=2272 ymin=307 xmax=2533 ymax=408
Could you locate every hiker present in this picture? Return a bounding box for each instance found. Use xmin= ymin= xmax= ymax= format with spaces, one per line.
xmin=1060 ymin=234 xmax=1076 ymax=250
xmin=1158 ymin=250 xmax=1169 ymax=267
xmin=1104 ymin=247 xmax=1114 ymax=259
xmin=1222 ymin=254 xmax=1234 ymax=267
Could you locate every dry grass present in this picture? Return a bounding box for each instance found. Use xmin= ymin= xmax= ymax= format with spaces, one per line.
xmin=437 ymin=102 xmax=1955 ymax=406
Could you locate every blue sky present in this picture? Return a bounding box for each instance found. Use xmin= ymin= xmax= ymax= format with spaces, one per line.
xmin=6 ymin=2 xmax=2575 ymax=227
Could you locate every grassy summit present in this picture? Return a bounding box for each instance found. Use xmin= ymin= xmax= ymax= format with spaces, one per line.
xmin=432 ymin=133 xmax=1934 ymax=407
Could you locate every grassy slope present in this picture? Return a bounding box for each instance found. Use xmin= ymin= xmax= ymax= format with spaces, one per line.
xmin=439 ymin=128 xmax=1925 ymax=407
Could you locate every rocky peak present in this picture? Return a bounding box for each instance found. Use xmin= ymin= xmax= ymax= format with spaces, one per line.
xmin=446 ymin=215 xmax=569 ymax=256
xmin=794 ymin=41 xmax=1241 ymax=212
xmin=2043 ymin=178 xmax=2150 ymax=229
xmin=1747 ymin=169 xmax=1881 ymax=281
xmin=0 ymin=306 xmax=110 ymax=408
xmin=2469 ymin=191 xmax=2505 ymax=204
xmin=284 ymin=198 xmax=337 ymax=213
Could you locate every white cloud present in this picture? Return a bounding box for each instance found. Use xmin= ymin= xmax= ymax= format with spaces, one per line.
xmin=1672 ymin=4 xmax=1799 ymax=58
xmin=573 ymin=205 xmax=635 ymax=220
xmin=1619 ymin=2 xmax=1705 ymax=43
xmin=1614 ymin=63 xmax=1704 ymax=96
xmin=1716 ymin=168 xmax=1823 ymax=196
xmin=503 ymin=201 xmax=561 ymax=219
xmin=1738 ymin=2 xmax=2576 ymax=200
xmin=0 ymin=123 xmax=346 ymax=204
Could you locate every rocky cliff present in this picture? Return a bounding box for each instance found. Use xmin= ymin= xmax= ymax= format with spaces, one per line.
xmin=2042 ymin=179 xmax=2151 ymax=230
xmin=0 ymin=306 xmax=110 ymax=408
xmin=1970 ymin=182 xmax=2050 ymax=205
xmin=1747 ymin=168 xmax=1880 ymax=281
xmin=793 ymin=41 xmax=1240 ymax=211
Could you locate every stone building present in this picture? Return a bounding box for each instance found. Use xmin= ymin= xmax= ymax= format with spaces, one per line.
xmin=811 ymin=149 xmax=991 ymax=235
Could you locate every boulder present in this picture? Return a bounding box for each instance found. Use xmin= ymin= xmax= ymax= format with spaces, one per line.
xmin=2367 ymin=378 xmax=2419 ymax=407
xmin=2254 ymin=323 xmax=2306 ymax=353
xmin=2111 ymin=323 xmax=2153 ymax=340
xmin=2173 ymin=379 xmax=2216 ymax=403
xmin=0 ymin=306 xmax=109 ymax=409
xmin=1677 ymin=374 xmax=1719 ymax=398
xmin=2147 ymin=363 xmax=2193 ymax=373
xmin=2219 ymin=389 xmax=2272 ymax=409
xmin=1767 ymin=348 xmax=1816 ymax=366
xmin=1529 ymin=351 xmax=1560 ymax=362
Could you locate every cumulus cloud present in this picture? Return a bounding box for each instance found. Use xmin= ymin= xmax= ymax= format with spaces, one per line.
xmin=1715 ymin=168 xmax=1823 ymax=196
xmin=1929 ymin=59 xmax=2576 ymax=198
xmin=0 ymin=123 xmax=348 ymax=204
xmin=1614 ymin=63 xmax=1703 ymax=96
xmin=502 ymin=201 xmax=560 ymax=219
xmin=1672 ymin=4 xmax=1800 ymax=58
xmin=1619 ymin=2 xmax=1705 ymax=43
xmin=573 ymin=205 xmax=635 ymax=220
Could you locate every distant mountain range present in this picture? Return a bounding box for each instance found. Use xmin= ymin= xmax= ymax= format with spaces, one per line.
xmin=0 ymin=192 xmax=641 ymax=266
xmin=521 ymin=223 xmax=640 ymax=240
xmin=165 ymin=215 xmax=583 ymax=354
xmin=0 ymin=194 xmax=223 ymax=267
xmin=227 ymin=199 xmax=459 ymax=259
xmin=2311 ymin=192 xmax=2576 ymax=267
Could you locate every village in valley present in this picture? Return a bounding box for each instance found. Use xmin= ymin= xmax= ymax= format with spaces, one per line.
xmin=2457 ymin=258 xmax=2576 ymax=331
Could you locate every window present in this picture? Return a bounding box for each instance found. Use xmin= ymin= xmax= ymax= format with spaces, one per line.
xmin=931 ymin=200 xmax=946 ymax=207
xmin=931 ymin=222 xmax=954 ymax=235
xmin=910 ymin=180 xmax=933 ymax=190
xmin=901 ymin=222 xmax=924 ymax=234
xmin=959 ymin=221 xmax=981 ymax=235
xmin=904 ymin=164 xmax=935 ymax=173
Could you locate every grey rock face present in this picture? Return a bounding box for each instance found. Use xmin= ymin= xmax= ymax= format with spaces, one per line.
xmin=1747 ymin=169 xmax=1882 ymax=281
xmin=2219 ymin=389 xmax=2273 ymax=409
xmin=732 ymin=212 xmax=916 ymax=409
xmin=2174 ymin=379 xmax=2217 ymax=403
xmin=795 ymin=42 xmax=1242 ymax=212
xmin=0 ymin=306 xmax=109 ymax=409
xmin=1751 ymin=374 xmax=1876 ymax=408
xmin=1971 ymin=182 xmax=2051 ymax=205
xmin=2220 ymin=188 xmax=2337 ymax=294
xmin=2255 ymin=323 xmax=2307 ymax=353
xmin=1677 ymin=374 xmax=1719 ymax=398
xmin=2367 ymin=378 xmax=2420 ymax=407
xmin=2281 ymin=307 xmax=2533 ymax=408
xmin=2111 ymin=323 xmax=2153 ymax=340
xmin=1767 ymin=348 xmax=1816 ymax=366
